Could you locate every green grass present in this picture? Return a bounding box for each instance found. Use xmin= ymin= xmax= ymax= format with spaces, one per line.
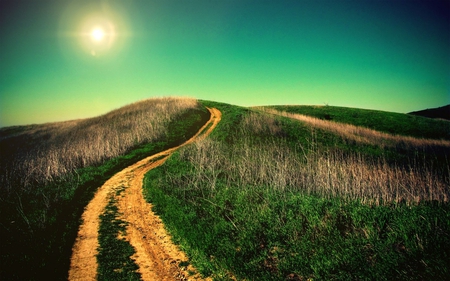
xmin=146 ymin=169 xmax=450 ymax=280
xmin=0 ymin=106 xmax=210 ymax=280
xmin=97 ymin=185 xmax=141 ymax=281
xmin=143 ymin=100 xmax=450 ymax=280
xmin=266 ymin=105 xmax=450 ymax=140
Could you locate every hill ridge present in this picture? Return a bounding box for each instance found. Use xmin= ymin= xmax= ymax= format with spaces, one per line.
xmin=409 ymin=104 xmax=450 ymax=120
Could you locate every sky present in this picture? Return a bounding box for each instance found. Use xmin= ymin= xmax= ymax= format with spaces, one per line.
xmin=1 ymin=0 xmax=449 ymax=127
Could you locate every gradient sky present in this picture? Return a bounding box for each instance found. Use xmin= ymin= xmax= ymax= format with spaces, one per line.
xmin=1 ymin=0 xmax=449 ymax=127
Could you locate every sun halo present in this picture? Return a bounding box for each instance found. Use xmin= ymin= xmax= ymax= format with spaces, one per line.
xmin=60 ymin=4 xmax=131 ymax=59
xmin=91 ymin=28 xmax=105 ymax=42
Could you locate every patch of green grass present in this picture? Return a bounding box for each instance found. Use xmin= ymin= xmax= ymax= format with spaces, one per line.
xmin=200 ymin=100 xmax=251 ymax=142
xmin=0 ymin=106 xmax=210 ymax=280
xmin=267 ymin=105 xmax=450 ymax=140
xmin=145 ymin=153 xmax=450 ymax=280
xmin=97 ymin=186 xmax=141 ymax=281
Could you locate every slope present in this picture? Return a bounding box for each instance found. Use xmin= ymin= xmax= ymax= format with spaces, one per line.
xmin=409 ymin=104 xmax=450 ymax=121
xmin=0 ymin=97 xmax=210 ymax=280
xmin=144 ymin=100 xmax=450 ymax=280
xmin=265 ymin=105 xmax=450 ymax=140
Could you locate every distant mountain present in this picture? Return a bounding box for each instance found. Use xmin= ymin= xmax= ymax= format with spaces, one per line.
xmin=409 ymin=104 xmax=450 ymax=121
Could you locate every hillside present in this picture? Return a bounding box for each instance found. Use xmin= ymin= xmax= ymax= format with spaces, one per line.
xmin=144 ymin=100 xmax=450 ymax=280
xmin=264 ymin=105 xmax=450 ymax=140
xmin=0 ymin=97 xmax=210 ymax=280
xmin=1 ymin=99 xmax=449 ymax=280
xmin=409 ymin=104 xmax=450 ymax=121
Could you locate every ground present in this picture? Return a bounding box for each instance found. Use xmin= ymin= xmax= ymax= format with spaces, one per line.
xmin=69 ymin=107 xmax=221 ymax=281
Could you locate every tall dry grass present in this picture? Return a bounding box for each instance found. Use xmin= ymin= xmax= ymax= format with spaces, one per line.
xmin=0 ymin=97 xmax=199 ymax=195
xmin=178 ymin=111 xmax=449 ymax=205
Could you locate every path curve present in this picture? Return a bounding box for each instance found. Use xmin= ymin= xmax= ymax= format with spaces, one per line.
xmin=69 ymin=107 xmax=221 ymax=281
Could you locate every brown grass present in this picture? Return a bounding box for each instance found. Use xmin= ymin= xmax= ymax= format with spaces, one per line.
xmin=179 ymin=111 xmax=449 ymax=205
xmin=0 ymin=97 xmax=199 ymax=194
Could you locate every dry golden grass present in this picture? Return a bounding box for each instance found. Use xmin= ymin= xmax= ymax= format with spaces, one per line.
xmin=179 ymin=111 xmax=449 ymax=205
xmin=0 ymin=97 xmax=199 ymax=193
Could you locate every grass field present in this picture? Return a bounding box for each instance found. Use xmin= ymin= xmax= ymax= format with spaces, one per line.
xmin=144 ymin=101 xmax=450 ymax=280
xmin=1 ymin=98 xmax=449 ymax=280
xmin=0 ymin=97 xmax=210 ymax=280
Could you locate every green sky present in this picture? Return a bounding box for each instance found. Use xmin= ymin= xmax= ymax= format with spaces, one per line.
xmin=1 ymin=0 xmax=449 ymax=127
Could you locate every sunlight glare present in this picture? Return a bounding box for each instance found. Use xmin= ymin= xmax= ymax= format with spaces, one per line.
xmin=59 ymin=2 xmax=132 ymax=59
xmin=91 ymin=28 xmax=105 ymax=42
xmin=78 ymin=14 xmax=120 ymax=57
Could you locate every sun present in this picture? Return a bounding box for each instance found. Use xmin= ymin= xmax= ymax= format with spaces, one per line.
xmin=91 ymin=28 xmax=105 ymax=42
xmin=68 ymin=8 xmax=129 ymax=57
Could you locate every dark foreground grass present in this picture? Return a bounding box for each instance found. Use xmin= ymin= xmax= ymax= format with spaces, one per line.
xmin=0 ymin=106 xmax=209 ymax=280
xmin=143 ymin=101 xmax=450 ymax=280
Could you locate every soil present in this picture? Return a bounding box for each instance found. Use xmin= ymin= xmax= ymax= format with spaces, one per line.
xmin=69 ymin=107 xmax=221 ymax=281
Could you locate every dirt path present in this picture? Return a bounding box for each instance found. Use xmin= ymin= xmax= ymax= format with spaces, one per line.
xmin=69 ymin=107 xmax=221 ymax=281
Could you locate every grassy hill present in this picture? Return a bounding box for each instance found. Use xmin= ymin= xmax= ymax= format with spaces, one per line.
xmin=144 ymin=101 xmax=450 ymax=280
xmin=1 ymin=99 xmax=449 ymax=280
xmin=265 ymin=105 xmax=450 ymax=140
xmin=0 ymin=97 xmax=210 ymax=280
xmin=409 ymin=104 xmax=450 ymax=121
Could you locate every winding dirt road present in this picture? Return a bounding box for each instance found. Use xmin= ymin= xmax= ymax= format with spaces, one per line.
xmin=69 ymin=107 xmax=221 ymax=281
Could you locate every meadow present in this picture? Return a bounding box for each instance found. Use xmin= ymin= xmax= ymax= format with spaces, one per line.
xmin=144 ymin=101 xmax=450 ymax=280
xmin=1 ymin=98 xmax=449 ymax=280
xmin=0 ymin=97 xmax=210 ymax=280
